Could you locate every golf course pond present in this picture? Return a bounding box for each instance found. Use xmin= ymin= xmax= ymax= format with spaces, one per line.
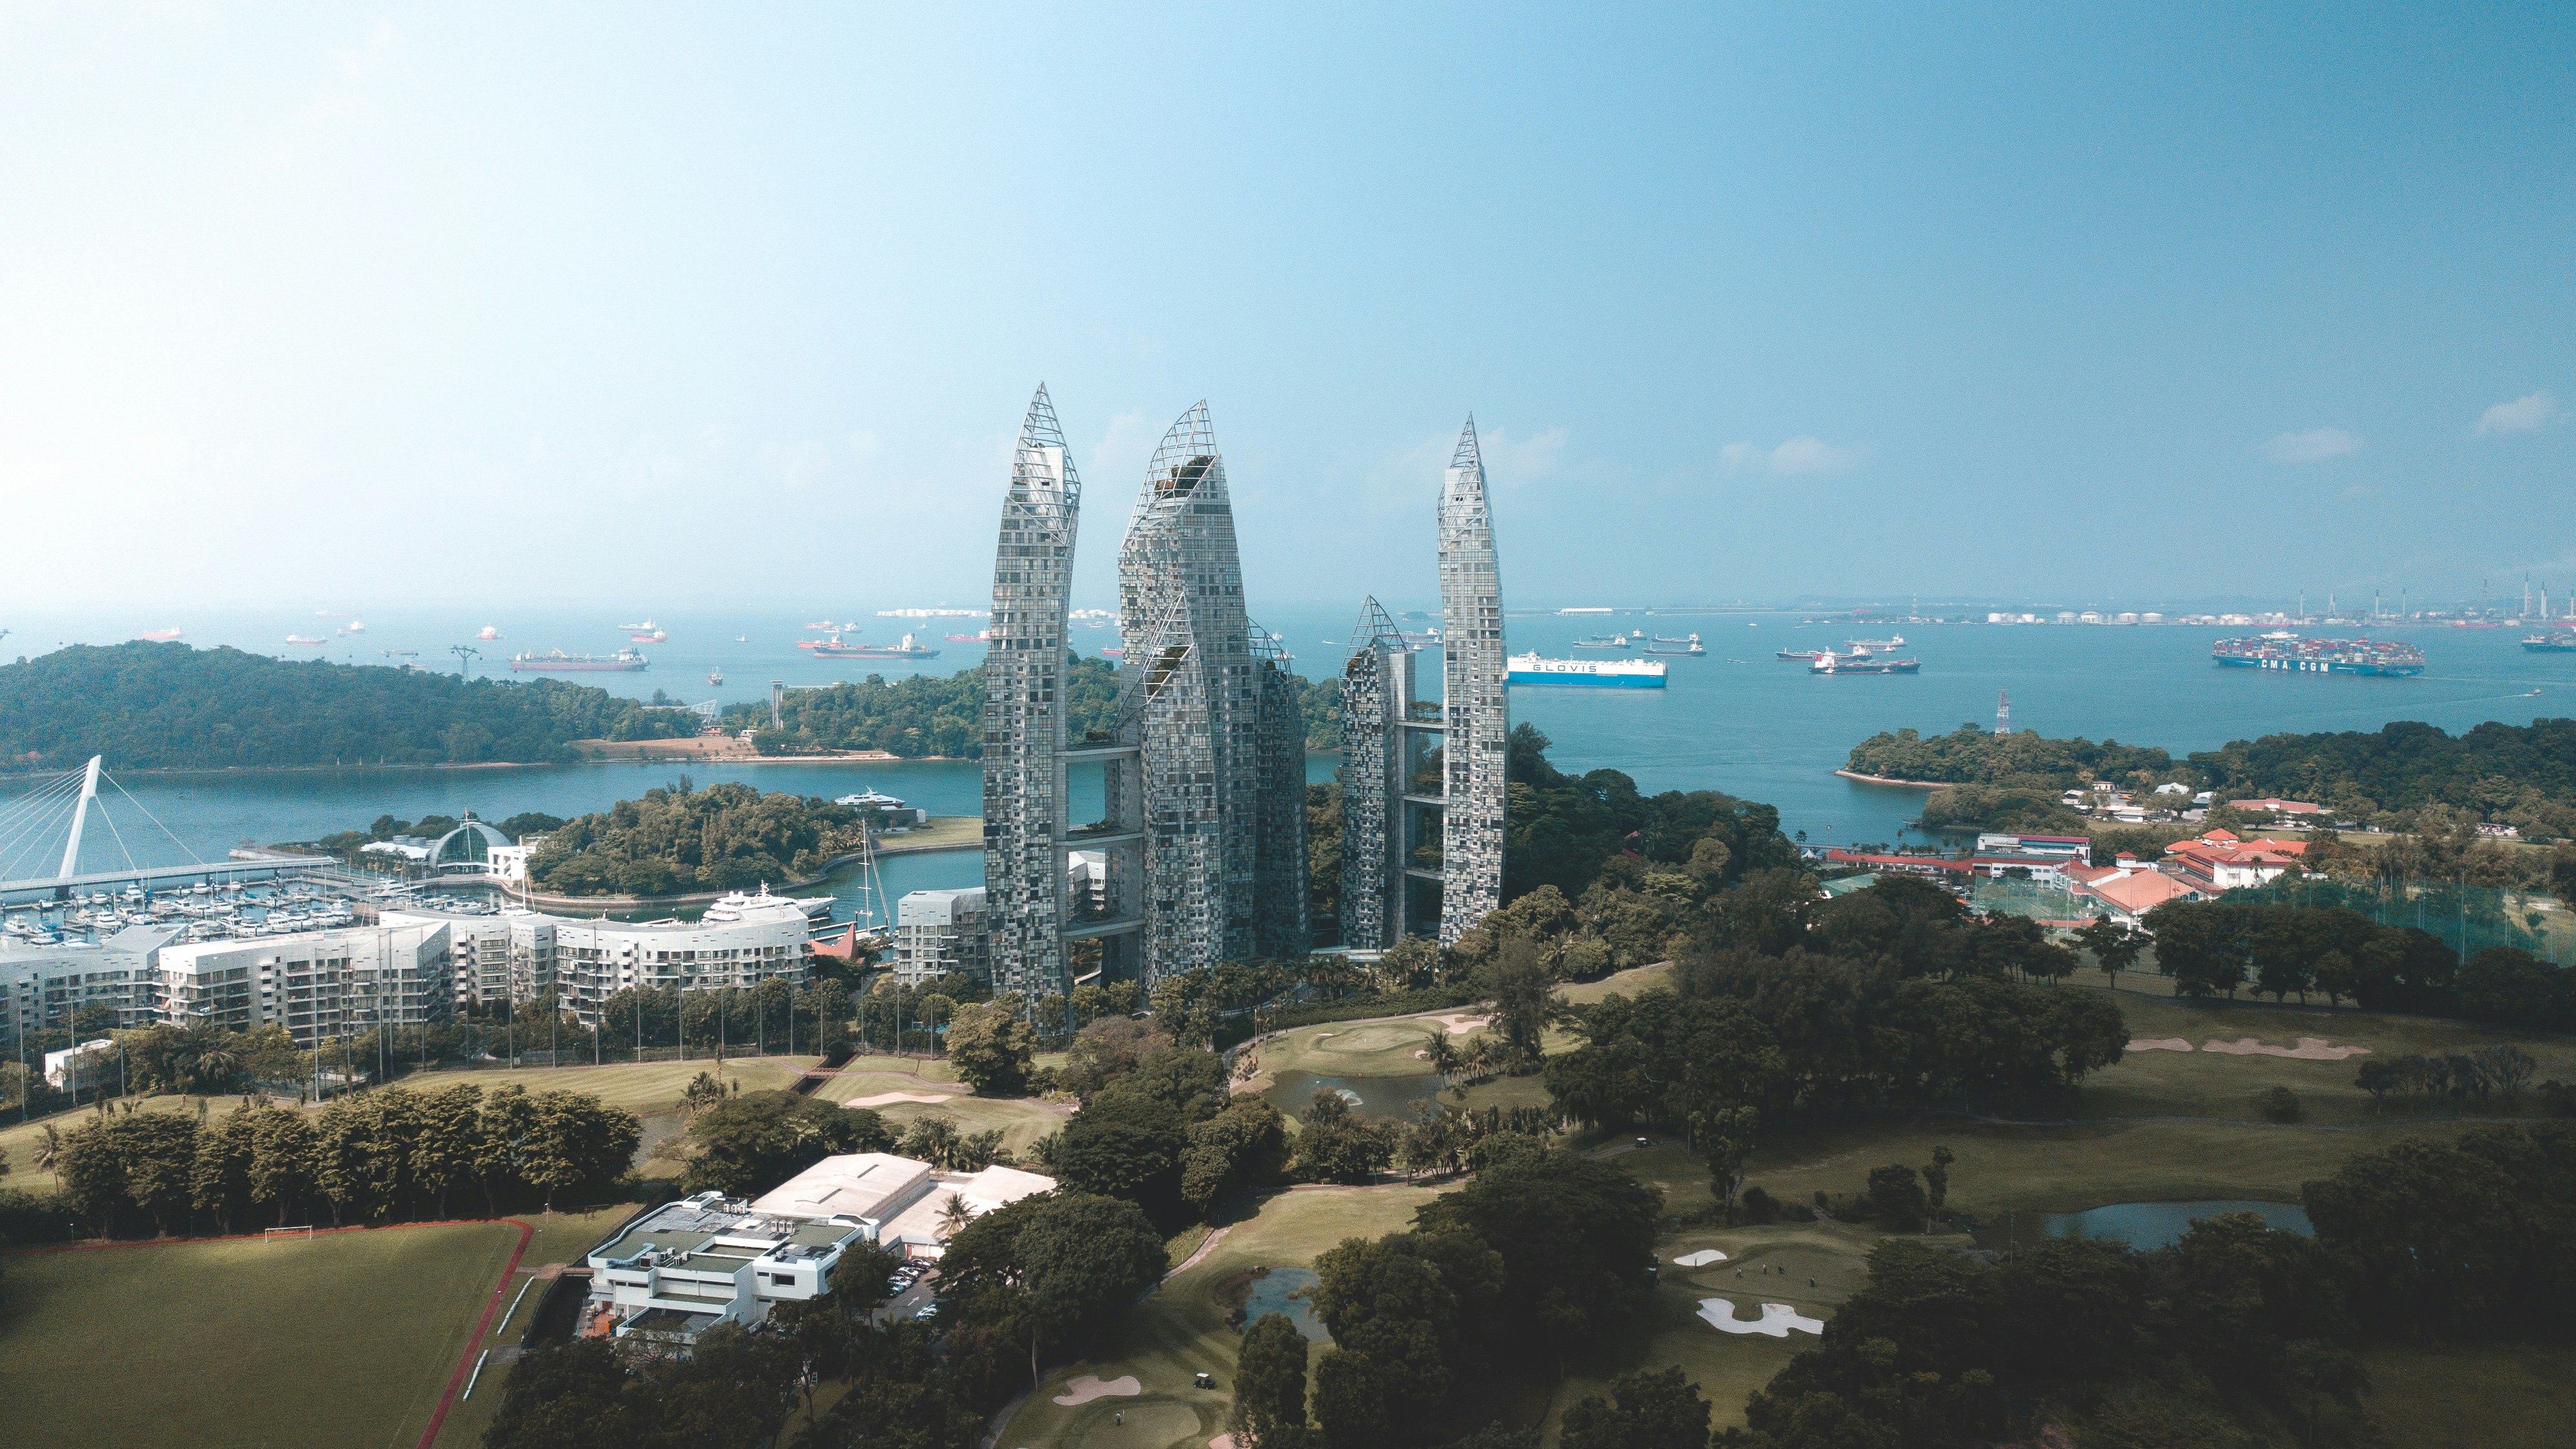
xmin=1234 ymin=1266 xmax=1328 ymax=1343
xmin=1262 ymin=1070 xmax=1445 ymax=1120
xmin=1979 ymin=1199 xmax=2314 ymax=1251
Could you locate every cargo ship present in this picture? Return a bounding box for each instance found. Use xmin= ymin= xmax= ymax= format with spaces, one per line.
xmin=284 ymin=634 xmax=326 ymax=647
xmin=1569 ymin=633 xmax=1634 ymax=650
xmin=1645 ymin=633 xmax=1706 ymax=656
xmin=629 ymin=620 xmax=668 ymax=643
xmin=1506 ymin=653 xmax=1666 ymax=688
xmin=1811 ymin=647 xmax=1920 ymax=674
xmin=1775 ymin=648 xmax=1827 ymax=662
xmin=2522 ymin=628 xmax=2576 ymax=653
xmin=509 ymin=648 xmax=648 ymax=673
xmin=807 ymin=633 xmax=939 ymax=661
xmin=2211 ymin=635 xmax=2424 ymax=675
xmin=1847 ymin=634 xmax=1906 ymax=649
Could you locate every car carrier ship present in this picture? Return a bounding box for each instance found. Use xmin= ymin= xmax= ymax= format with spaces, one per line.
xmin=2211 ymin=634 xmax=2424 ymax=675
xmin=1506 ymin=653 xmax=1667 ymax=688
xmin=509 ymin=648 xmax=649 ymax=673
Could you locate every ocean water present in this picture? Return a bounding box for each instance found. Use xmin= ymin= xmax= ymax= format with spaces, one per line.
xmin=9 ymin=605 xmax=2570 ymax=874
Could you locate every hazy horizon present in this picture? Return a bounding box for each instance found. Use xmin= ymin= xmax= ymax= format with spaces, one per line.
xmin=5 ymin=6 xmax=2570 ymax=613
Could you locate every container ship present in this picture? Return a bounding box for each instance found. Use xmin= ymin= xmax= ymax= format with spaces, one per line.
xmin=2211 ymin=635 xmax=2424 ymax=675
xmin=806 ymin=633 xmax=940 ymax=661
xmin=1506 ymin=653 xmax=1666 ymax=688
xmin=1811 ymin=647 xmax=1920 ymax=674
xmin=2522 ymin=627 xmax=2576 ymax=653
xmin=509 ymin=648 xmax=648 ymax=673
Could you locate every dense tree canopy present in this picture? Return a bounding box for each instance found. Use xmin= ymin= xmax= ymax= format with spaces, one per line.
xmin=679 ymin=1091 xmax=892 ymax=1196
xmin=53 ymin=1083 xmax=639 ymax=1237
xmin=1849 ymin=716 xmax=2576 ymax=836
xmin=528 ymin=780 xmax=869 ymax=895
xmin=1502 ymin=723 xmax=1801 ymax=911
xmin=718 ymin=651 xmax=1342 ymax=758
xmin=0 ymin=641 xmax=687 ymax=771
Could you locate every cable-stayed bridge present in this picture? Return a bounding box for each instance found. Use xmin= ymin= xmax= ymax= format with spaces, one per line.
xmin=0 ymin=756 xmax=341 ymax=905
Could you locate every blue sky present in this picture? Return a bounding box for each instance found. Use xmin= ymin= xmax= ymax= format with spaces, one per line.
xmin=3 ymin=4 xmax=2570 ymax=613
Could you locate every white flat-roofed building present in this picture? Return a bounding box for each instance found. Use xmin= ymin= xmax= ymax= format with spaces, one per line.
xmin=156 ymin=923 xmax=452 ymax=1046
xmin=383 ymin=890 xmax=809 ymax=1025
xmin=584 ymin=1151 xmax=1054 ymax=1348
xmin=891 ymin=887 xmax=988 ymax=986
xmin=1 ymin=923 xmax=182 ymax=1040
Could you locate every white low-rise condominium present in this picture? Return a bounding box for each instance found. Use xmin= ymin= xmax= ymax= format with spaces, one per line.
xmin=155 ymin=923 xmax=454 ymax=1047
xmin=1 ymin=924 xmax=184 ymax=1040
xmin=383 ymin=889 xmax=812 ymax=1025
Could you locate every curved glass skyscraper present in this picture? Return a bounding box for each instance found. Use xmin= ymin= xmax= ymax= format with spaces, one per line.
xmin=984 ymin=393 xmax=1307 ymax=996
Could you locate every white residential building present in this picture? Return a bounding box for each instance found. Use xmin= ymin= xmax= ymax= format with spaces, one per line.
xmin=155 ymin=923 xmax=453 ymax=1046
xmin=891 ymin=887 xmax=989 ymax=986
xmin=1 ymin=924 xmax=185 ymax=1041
xmin=384 ymin=891 xmax=810 ymax=1025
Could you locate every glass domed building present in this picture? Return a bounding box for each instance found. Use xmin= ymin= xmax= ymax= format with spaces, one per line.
xmin=429 ymin=820 xmax=514 ymax=876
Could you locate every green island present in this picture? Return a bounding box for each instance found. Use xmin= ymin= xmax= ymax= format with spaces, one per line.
xmin=1849 ymin=717 xmax=2576 ymax=839
xmin=718 ymin=650 xmax=1343 ymax=758
xmin=524 ymin=780 xmax=872 ymax=896
xmin=0 ymin=642 xmax=691 ymax=771
xmin=9 ymin=734 xmax=2576 ymax=1449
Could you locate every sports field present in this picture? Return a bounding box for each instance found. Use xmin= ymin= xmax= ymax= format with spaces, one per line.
xmin=0 ymin=1221 xmax=524 ymax=1449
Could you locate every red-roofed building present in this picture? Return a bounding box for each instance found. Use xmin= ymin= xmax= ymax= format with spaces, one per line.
xmin=2162 ymin=829 xmax=2305 ymax=892
xmin=2229 ymin=798 xmax=2322 ymax=816
xmin=2085 ymin=867 xmax=2199 ymax=923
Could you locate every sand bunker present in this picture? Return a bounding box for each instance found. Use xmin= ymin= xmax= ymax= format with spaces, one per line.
xmin=2126 ymin=1038 xmax=2195 ymax=1053
xmin=845 ymin=1082 xmax=968 ymax=1103
xmin=1697 ymin=1298 xmax=1823 ymax=1337
xmin=1419 ymin=1012 xmax=1493 ymax=1035
xmin=2200 ymin=1036 xmax=2371 ymax=1060
xmin=1673 ymin=1249 xmax=1729 ymax=1266
xmin=1052 ymin=1374 xmax=1143 ymax=1406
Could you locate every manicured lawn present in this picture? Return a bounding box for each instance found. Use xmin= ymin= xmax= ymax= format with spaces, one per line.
xmin=0 ymin=1219 xmax=526 ymax=1449
xmin=1559 ymin=960 xmax=1676 ymax=1004
xmin=414 ymin=1204 xmax=644 ymax=1449
xmin=996 ymin=1184 xmax=1445 ymax=1449
xmin=416 ymin=1054 xmax=819 ymax=1117
xmin=2358 ymin=1342 xmax=2576 ymax=1449
xmin=1547 ymin=1219 xmax=1891 ymax=1437
xmin=2077 ymin=988 xmax=2576 ymax=1126
xmin=871 ymin=1093 xmax=1070 ymax=1159
xmin=1256 ymin=1019 xmax=1453 ymax=1080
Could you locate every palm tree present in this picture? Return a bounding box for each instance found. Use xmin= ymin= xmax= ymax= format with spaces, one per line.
xmin=35 ymin=1123 xmax=63 ymax=1170
xmin=1425 ymin=1032 xmax=1459 ymax=1085
xmin=937 ymin=1191 xmax=972 ymax=1239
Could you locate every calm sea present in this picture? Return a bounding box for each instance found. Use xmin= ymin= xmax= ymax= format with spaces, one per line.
xmin=10 ymin=605 xmax=2570 ymax=897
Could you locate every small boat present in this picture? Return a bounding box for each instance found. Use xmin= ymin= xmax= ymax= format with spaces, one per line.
xmin=735 ymin=634 xmax=749 ymax=643
xmin=478 ymin=625 xmax=499 ymax=640
xmin=709 ymin=669 xmax=725 ymax=685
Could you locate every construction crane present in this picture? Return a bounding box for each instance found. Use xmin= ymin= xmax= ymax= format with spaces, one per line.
xmin=450 ymin=644 xmax=481 ymax=677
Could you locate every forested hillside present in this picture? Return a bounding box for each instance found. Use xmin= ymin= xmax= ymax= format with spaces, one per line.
xmin=723 ymin=649 xmax=1340 ymax=758
xmin=1852 ymin=717 xmax=2576 ymax=837
xmin=1844 ymin=722 xmax=2178 ymax=787
xmin=0 ymin=642 xmax=686 ymax=771
xmin=2188 ymin=717 xmax=2576 ymax=837
xmin=526 ymin=780 xmax=867 ymax=895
